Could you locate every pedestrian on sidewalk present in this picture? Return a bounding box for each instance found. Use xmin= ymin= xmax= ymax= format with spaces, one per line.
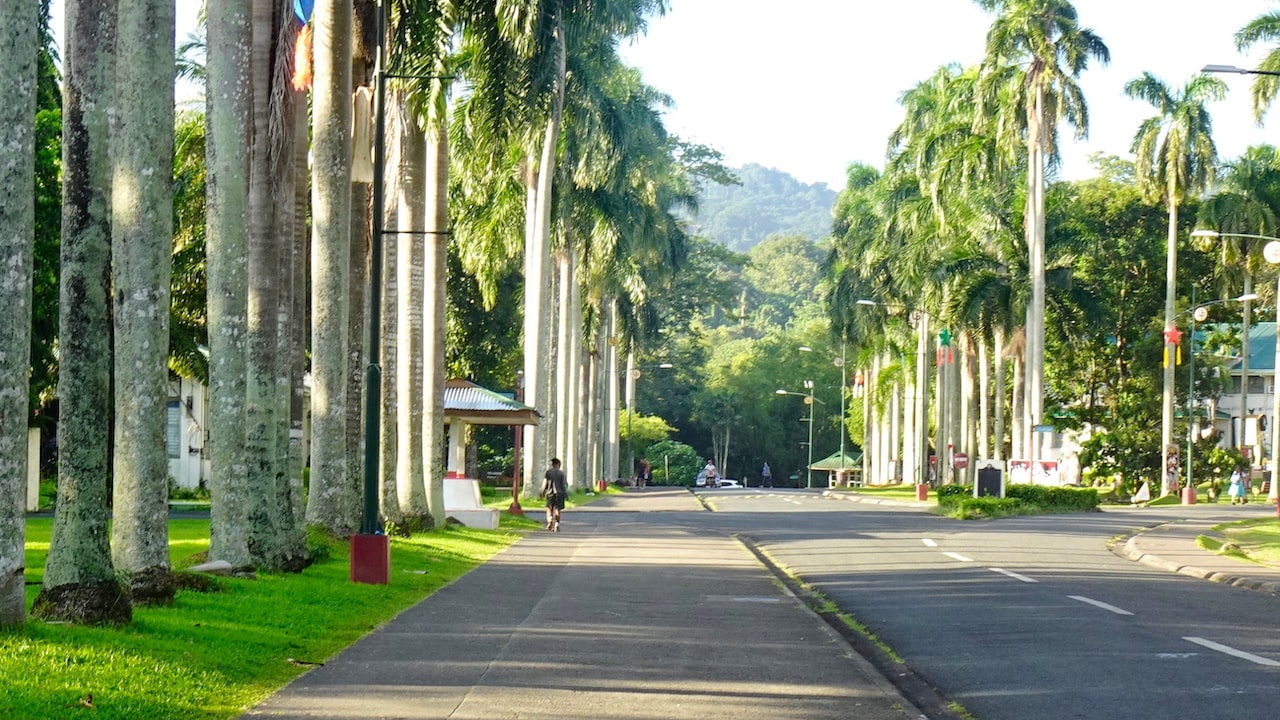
xmin=541 ymin=458 xmax=568 ymax=531
xmin=762 ymin=462 xmax=773 ymax=488
xmin=1229 ymin=465 xmax=1247 ymax=505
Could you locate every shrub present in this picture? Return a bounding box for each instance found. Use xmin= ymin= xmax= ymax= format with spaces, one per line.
xmin=1005 ymin=484 xmax=1099 ymax=511
xmin=935 ymin=484 xmax=971 ymax=502
xmin=644 ymin=440 xmax=701 ymax=486
xmin=951 ymin=497 xmax=1023 ymax=519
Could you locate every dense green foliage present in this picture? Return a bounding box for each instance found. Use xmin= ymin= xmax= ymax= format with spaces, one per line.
xmin=691 ymin=164 xmax=838 ymax=252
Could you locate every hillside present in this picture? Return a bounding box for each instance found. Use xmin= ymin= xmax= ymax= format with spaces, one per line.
xmin=690 ymin=163 xmax=839 ymax=252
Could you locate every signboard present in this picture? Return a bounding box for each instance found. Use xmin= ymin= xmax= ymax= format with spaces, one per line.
xmin=975 ymin=459 xmax=1004 ymax=498
xmin=953 ymin=452 xmax=969 ymax=469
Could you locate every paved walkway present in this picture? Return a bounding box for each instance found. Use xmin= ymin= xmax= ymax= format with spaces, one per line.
xmin=1118 ymin=508 xmax=1280 ymax=595
xmin=242 ymin=487 xmax=927 ymax=720
xmin=241 ymin=489 xmax=1280 ymax=720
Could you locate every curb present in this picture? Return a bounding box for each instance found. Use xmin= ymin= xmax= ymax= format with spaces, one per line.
xmin=1118 ymin=531 xmax=1280 ymax=596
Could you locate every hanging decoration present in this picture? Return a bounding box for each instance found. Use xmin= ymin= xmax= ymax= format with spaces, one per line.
xmin=936 ymin=328 xmax=954 ymax=366
xmin=292 ymin=0 xmax=316 ymax=91
xmin=1163 ymin=325 xmax=1182 ymax=368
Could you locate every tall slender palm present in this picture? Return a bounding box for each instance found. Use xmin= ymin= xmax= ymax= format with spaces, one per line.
xmin=0 ymin=0 xmax=37 ymax=627
xmin=973 ymin=0 xmax=1108 ymax=457
xmin=203 ymin=0 xmax=253 ymax=572
xmin=1235 ymin=12 xmax=1280 ymax=123
xmin=110 ymin=0 xmax=176 ymax=604
xmin=35 ymin=0 xmax=130 ymax=624
xmin=306 ymin=0 xmax=356 ymax=535
xmin=1124 ymin=71 xmax=1224 ymax=495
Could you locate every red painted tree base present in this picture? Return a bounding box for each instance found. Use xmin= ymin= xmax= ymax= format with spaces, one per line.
xmin=350 ymin=534 xmax=390 ymax=585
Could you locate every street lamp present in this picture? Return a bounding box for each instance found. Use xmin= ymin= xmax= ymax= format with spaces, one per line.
xmin=776 ymin=385 xmax=822 ymax=488
xmin=1193 ymin=229 xmax=1280 ymax=510
xmin=857 ymin=299 xmax=932 ymax=493
xmin=1182 ymin=291 xmax=1257 ymax=504
xmin=626 ymin=362 xmax=672 ymax=485
xmin=1202 ymin=64 xmax=1280 ymax=77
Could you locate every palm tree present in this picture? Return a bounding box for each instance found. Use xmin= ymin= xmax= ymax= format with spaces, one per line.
xmin=34 ymin=0 xmax=130 ymax=625
xmin=973 ymin=0 xmax=1108 ymax=458
xmin=0 ymin=0 xmax=37 ymax=627
xmin=110 ymin=0 xmax=176 ymax=604
xmin=306 ymin=0 xmax=357 ymax=535
xmin=1124 ymin=71 xmax=1224 ymax=495
xmin=1235 ymin=11 xmax=1280 ymax=123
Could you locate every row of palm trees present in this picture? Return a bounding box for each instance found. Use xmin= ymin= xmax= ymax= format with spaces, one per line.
xmin=0 ymin=0 xmax=705 ymax=626
xmin=828 ymin=1 xmax=1280 ymax=490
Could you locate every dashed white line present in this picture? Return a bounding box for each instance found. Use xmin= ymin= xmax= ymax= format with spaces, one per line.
xmin=1184 ymin=637 xmax=1280 ymax=666
xmin=1069 ymin=595 xmax=1132 ymax=615
xmin=943 ymin=551 xmax=974 ymax=563
xmin=990 ymin=568 xmax=1038 ymax=583
xmin=922 ymin=538 xmax=938 ymax=547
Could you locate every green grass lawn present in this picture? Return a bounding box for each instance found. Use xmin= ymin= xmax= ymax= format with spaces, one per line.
xmin=840 ymin=484 xmax=919 ymax=502
xmin=3 ymin=518 xmax=524 ymax=720
xmin=1204 ymin=518 xmax=1280 ymax=566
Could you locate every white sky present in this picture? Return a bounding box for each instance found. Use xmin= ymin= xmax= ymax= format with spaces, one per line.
xmin=46 ymin=1 xmax=1280 ymax=191
xmin=618 ymin=0 xmax=1280 ymax=189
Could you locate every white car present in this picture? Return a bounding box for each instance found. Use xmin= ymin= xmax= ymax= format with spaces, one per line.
xmin=695 ymin=471 xmax=741 ymax=489
xmin=715 ymin=478 xmax=742 ymax=489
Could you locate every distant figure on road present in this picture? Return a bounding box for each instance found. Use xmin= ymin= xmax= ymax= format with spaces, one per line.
xmin=541 ymin=458 xmax=567 ymax=531
xmin=761 ymin=462 xmax=773 ymax=488
xmin=703 ymin=459 xmax=718 ymax=489
xmin=640 ymin=458 xmax=652 ymax=487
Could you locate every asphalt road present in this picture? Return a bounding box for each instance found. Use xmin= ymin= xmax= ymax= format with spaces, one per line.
xmin=696 ymin=488 xmax=1280 ymax=720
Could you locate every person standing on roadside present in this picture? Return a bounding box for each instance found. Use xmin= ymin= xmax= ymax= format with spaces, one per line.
xmin=541 ymin=458 xmax=568 ymax=531
xmin=761 ymin=462 xmax=773 ymax=488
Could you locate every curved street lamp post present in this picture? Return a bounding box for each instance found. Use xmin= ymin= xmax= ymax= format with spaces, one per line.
xmin=1181 ymin=289 xmax=1257 ymax=503
xmin=776 ymin=385 xmax=822 ymax=488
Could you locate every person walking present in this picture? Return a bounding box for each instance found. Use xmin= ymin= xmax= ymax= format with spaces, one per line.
xmin=761 ymin=462 xmax=773 ymax=488
xmin=541 ymin=458 xmax=568 ymax=531
xmin=703 ymin=459 xmax=718 ymax=489
xmin=1229 ymin=465 xmax=1247 ymax=505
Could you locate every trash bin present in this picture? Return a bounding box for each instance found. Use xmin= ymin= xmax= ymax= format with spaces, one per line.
xmin=915 ymin=484 xmax=928 ymax=501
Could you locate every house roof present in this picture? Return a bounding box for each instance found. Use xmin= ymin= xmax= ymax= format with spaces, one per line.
xmin=444 ymin=378 xmax=541 ymax=426
xmin=1197 ymin=322 xmax=1277 ymax=373
xmin=809 ymin=449 xmax=863 ymax=471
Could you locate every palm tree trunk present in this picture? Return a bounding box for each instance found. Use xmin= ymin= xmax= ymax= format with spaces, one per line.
xmin=1026 ymin=85 xmax=1047 ymax=463
xmin=395 ymin=97 xmax=428 ymax=522
xmin=0 ymin=0 xmax=37 ymax=626
xmin=205 ymin=0 xmax=253 ymax=573
xmin=556 ymin=251 xmax=572 ymax=484
xmin=35 ymin=0 xmax=130 ymax=625
xmin=379 ymin=103 xmax=402 ymax=522
xmin=306 ymin=0 xmax=355 ymax=534
xmin=994 ymin=327 xmax=1007 ymax=459
xmin=111 ymin=0 xmax=176 ymax=604
xmin=1160 ymin=190 xmax=1178 ymax=495
xmin=423 ymin=103 xmax=449 ymax=525
xmin=524 ymin=23 xmax=567 ymax=497
xmin=979 ymin=338 xmax=990 ymax=460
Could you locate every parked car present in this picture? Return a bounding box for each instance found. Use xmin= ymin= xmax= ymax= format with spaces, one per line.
xmin=694 ymin=471 xmax=741 ymax=489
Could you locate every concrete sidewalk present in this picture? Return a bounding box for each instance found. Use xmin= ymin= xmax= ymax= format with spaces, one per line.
xmin=243 ymin=487 xmax=927 ymax=720
xmin=1118 ymin=509 xmax=1280 ymax=595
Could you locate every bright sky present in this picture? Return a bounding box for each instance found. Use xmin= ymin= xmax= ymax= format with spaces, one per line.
xmin=618 ymin=0 xmax=1280 ymax=189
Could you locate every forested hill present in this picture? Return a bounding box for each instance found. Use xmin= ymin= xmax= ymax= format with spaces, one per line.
xmin=690 ymin=163 xmax=839 ymax=252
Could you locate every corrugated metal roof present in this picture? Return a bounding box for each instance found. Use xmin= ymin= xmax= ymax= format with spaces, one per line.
xmin=443 ymin=378 xmax=540 ymax=426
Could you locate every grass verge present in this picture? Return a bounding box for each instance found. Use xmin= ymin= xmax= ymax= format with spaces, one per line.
xmin=1202 ymin=518 xmax=1280 ymax=566
xmin=3 ymin=517 xmax=522 ymax=720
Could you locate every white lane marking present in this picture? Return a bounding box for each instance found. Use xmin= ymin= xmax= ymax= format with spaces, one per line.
xmin=1069 ymin=595 xmax=1132 ymax=615
xmin=922 ymin=538 xmax=938 ymax=547
xmin=990 ymin=567 xmax=1038 ymax=583
xmin=943 ymin=552 xmax=974 ymax=563
xmin=1184 ymin=637 xmax=1280 ymax=667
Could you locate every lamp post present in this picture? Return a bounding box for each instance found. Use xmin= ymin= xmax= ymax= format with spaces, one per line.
xmin=857 ymin=299 xmax=932 ymax=493
xmin=1193 ymin=229 xmax=1280 ymax=511
xmin=1182 ymin=291 xmax=1257 ymax=504
xmin=776 ymin=386 xmax=821 ymax=488
xmin=626 ymin=362 xmax=672 ymax=485
xmin=1202 ymin=64 xmax=1280 ymax=78
xmin=508 ymin=370 xmax=525 ymax=515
